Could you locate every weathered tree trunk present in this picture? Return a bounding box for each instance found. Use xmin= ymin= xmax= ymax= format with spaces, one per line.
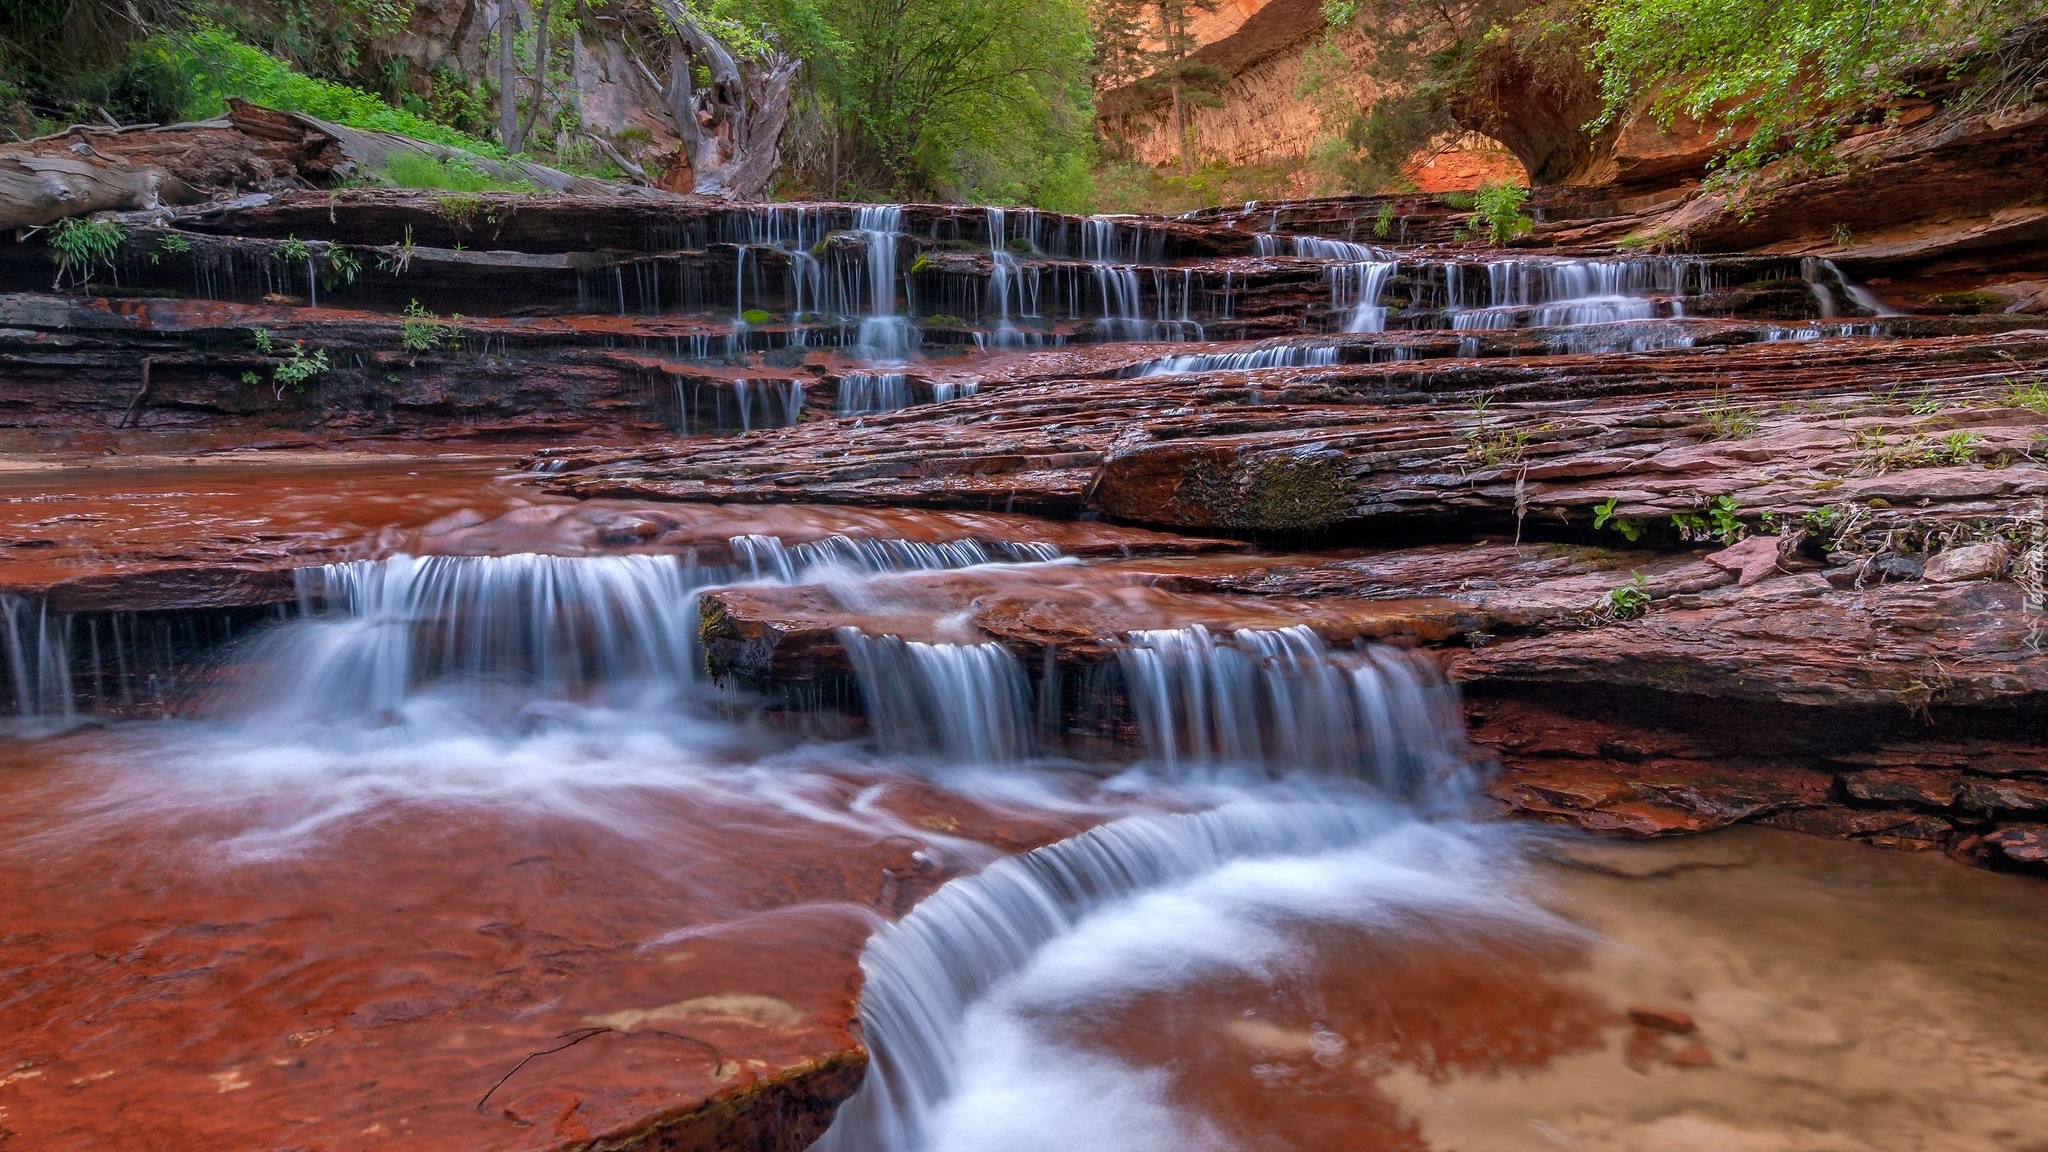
xmin=499 ymin=1 xmax=520 ymax=151
xmin=631 ymin=0 xmax=800 ymax=200
xmin=0 ymin=131 xmax=207 ymax=231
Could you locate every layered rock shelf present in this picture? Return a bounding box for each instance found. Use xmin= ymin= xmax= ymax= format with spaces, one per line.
xmin=7 ymin=92 xmax=2048 ymax=1149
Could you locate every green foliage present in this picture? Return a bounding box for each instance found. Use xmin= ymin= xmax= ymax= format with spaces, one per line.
xmin=271 ymin=340 xmax=330 ymax=393
xmin=157 ymin=232 xmax=191 ymax=255
xmin=251 ymin=328 xmax=275 ymax=354
xmin=1593 ymin=497 xmax=1643 ymax=542
xmin=45 ymin=217 xmax=126 ymax=287
xmin=1671 ymin=494 xmax=1744 ymax=543
xmin=122 ymin=23 xmax=507 ymax=157
xmin=1701 ymin=391 xmax=1761 ymax=440
xmin=380 ymin=152 xmax=533 ymax=192
xmin=782 ymin=0 xmax=1097 ymax=207
xmin=739 ymin=309 xmax=777 ymax=325
xmin=2002 ymin=377 xmax=2048 ymax=416
xmin=1603 ymin=571 xmax=1652 ymax=620
xmin=1469 ymin=179 xmax=1531 ymax=243
xmin=1373 ymin=202 xmax=1396 ymax=238
xmin=1587 ymin=0 xmax=2033 ymax=178
xmin=1933 ymin=430 xmax=1982 ymax=466
xmin=321 ymin=246 xmax=361 ymax=291
xmin=399 ymin=299 xmax=452 ymax=354
xmin=278 ymin=234 xmax=312 ymax=264
xmin=1463 ymin=399 xmax=1530 ymax=468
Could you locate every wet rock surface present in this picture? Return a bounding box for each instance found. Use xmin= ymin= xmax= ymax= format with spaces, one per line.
xmin=8 ymin=108 xmax=2048 ymax=1149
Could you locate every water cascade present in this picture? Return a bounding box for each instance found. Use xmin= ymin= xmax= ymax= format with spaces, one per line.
xmin=1328 ymin=260 xmax=1398 ymax=333
xmin=2 ymin=595 xmax=74 ymax=725
xmin=810 ymin=798 xmax=1520 ymax=1152
xmin=838 ymin=631 xmax=1038 ymax=764
xmin=856 ymin=206 xmax=915 ymax=361
xmin=837 ymin=372 xmax=911 ymax=416
xmin=1136 ymin=343 xmax=1341 ymax=377
xmin=1117 ymin=625 xmax=1470 ymax=800
xmin=249 ymin=535 xmax=1068 ymax=725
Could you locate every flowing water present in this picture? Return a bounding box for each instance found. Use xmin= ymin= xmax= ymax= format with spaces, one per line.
xmin=0 ymin=193 xmax=2025 ymax=1151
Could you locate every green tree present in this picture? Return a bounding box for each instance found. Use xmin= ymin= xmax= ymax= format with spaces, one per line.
xmin=1136 ymin=0 xmax=1228 ymax=174
xmin=1588 ymin=0 xmax=2041 ymax=177
xmin=783 ymin=0 xmax=1097 ymax=207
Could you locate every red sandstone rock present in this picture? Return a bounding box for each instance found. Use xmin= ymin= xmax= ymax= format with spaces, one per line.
xmin=1627 ymin=1006 xmax=1698 ymax=1034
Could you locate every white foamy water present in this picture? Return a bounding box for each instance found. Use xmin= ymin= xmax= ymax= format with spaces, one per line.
xmin=811 ymin=798 xmax=1557 ymax=1152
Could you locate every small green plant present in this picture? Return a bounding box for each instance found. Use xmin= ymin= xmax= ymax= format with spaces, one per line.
xmin=1932 ymin=430 xmax=1980 ymax=466
xmin=1672 ymin=495 xmax=1744 ymax=543
xmin=1463 ymin=417 xmax=1530 ymax=468
xmin=1909 ymin=389 xmax=1945 ymax=416
xmin=431 ymin=192 xmax=484 ymax=226
xmin=241 ymin=371 xmax=263 ymax=386
xmin=381 ymin=225 xmax=419 ymax=276
xmin=1469 ymin=181 xmax=1532 ymax=245
xmin=400 ymin=299 xmax=452 ymax=354
xmin=277 ymin=234 xmax=312 ymax=264
xmin=270 ymin=340 xmax=329 ymax=398
xmin=46 ymin=217 xmax=127 ymax=288
xmin=2002 ymin=377 xmax=2048 ymax=417
xmin=1604 ymin=572 xmax=1652 ymax=621
xmin=1373 ymin=202 xmax=1395 ymax=238
xmin=739 ymin=308 xmax=777 ymax=325
xmin=1593 ymin=497 xmax=1643 ymax=542
xmin=251 ymin=328 xmax=275 ymax=354
xmin=322 ymin=246 xmax=361 ymax=290
xmin=1701 ymin=392 xmax=1760 ymax=440
xmin=1832 ymin=223 xmax=1853 ymax=249
xmin=908 ymin=251 xmax=930 ymax=275
xmin=149 ymin=231 xmax=192 ymax=265
xmin=1006 ymin=237 xmax=1032 ymax=253
xmin=923 ymin=313 xmax=965 ymax=327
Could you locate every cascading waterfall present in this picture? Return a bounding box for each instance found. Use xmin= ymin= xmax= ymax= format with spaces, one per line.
xmin=856 ymin=206 xmax=915 ymax=361
xmin=1117 ymin=625 xmax=1470 ymax=801
xmin=838 ymin=372 xmax=912 ymax=415
xmin=808 ymin=623 xmax=1487 ymax=1151
xmin=731 ymin=535 xmax=1058 ymax=582
xmin=2 ymin=594 xmax=74 ymax=725
xmin=838 ymin=630 xmax=1038 ymax=764
xmin=1136 ymin=343 xmax=1340 ymax=377
xmin=1802 ymin=256 xmax=1900 ymax=318
xmin=1447 ymin=257 xmax=1698 ymax=333
xmin=247 ymin=534 xmax=1067 ymax=725
xmin=1327 ymin=260 xmax=1397 ymax=333
xmin=260 ymin=553 xmax=712 ymax=720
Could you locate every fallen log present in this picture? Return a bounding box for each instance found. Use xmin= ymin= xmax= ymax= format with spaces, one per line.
xmin=0 ymin=137 xmax=199 ymax=230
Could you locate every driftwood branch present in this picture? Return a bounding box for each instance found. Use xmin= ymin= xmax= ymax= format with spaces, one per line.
xmin=583 ymin=132 xmax=652 ymax=184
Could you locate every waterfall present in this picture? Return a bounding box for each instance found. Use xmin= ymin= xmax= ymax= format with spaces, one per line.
xmin=856 ymin=206 xmax=914 ymax=361
xmin=838 ymin=372 xmax=912 ymax=415
xmin=1117 ymin=625 xmax=1470 ymax=801
xmin=228 ymin=534 xmax=1068 ymax=726
xmin=1292 ymin=237 xmax=1389 ymax=262
xmin=1327 ymin=261 xmax=1397 ymax=333
xmin=2 ymin=595 xmax=75 ymax=725
xmin=1444 ymin=257 xmax=1700 ymax=332
xmin=809 ymin=799 xmax=1531 ymax=1152
xmin=838 ymin=631 xmax=1037 ymax=764
xmin=1136 ymin=342 xmax=1340 ymax=377
xmin=253 ymin=554 xmax=712 ymax=721
xmin=730 ymin=535 xmax=1056 ymax=582
xmin=986 ymin=207 xmax=1023 ymax=347
xmin=1802 ymin=257 xmax=1900 ymax=318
